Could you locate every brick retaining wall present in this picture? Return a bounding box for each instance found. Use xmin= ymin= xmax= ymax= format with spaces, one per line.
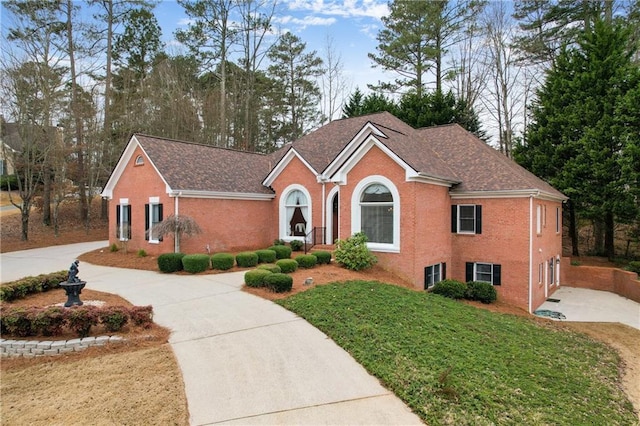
xmin=560 ymin=257 xmax=640 ymax=303
xmin=1 ymin=336 xmax=124 ymax=358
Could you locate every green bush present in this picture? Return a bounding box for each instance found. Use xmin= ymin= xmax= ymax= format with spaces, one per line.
xmin=244 ymin=269 xmax=272 ymax=287
xmin=312 ymin=251 xmax=332 ymax=265
xmin=268 ymin=245 xmax=292 ymax=259
xmin=32 ymin=306 xmax=67 ymax=336
xmin=465 ymin=281 xmax=498 ymax=304
xmin=295 ymin=254 xmax=317 ymax=269
xmin=290 ymin=239 xmax=304 ymax=251
xmin=276 ymin=259 xmax=298 ymax=273
xmin=334 ymin=232 xmax=377 ymax=271
xmin=1 ymin=307 xmax=34 ymax=337
xmin=211 ymin=253 xmax=235 ymax=270
xmin=236 ymin=251 xmax=259 ymax=268
xmin=273 ymin=239 xmax=285 ymax=245
xmin=256 ymin=249 xmax=277 ymax=264
xmin=0 ymin=271 xmax=68 ymax=302
xmin=67 ymin=306 xmax=100 ymax=338
xmin=264 ymin=273 xmax=293 ymax=293
xmin=129 ymin=306 xmax=154 ymax=328
xmin=137 ymin=249 xmax=147 ymax=257
xmin=432 ymin=279 xmax=467 ymax=300
xmin=110 ymin=243 xmax=119 ymax=252
xmin=182 ymin=254 xmax=211 ymax=273
xmin=258 ymin=263 xmax=282 ymax=273
xmin=157 ymin=253 xmax=186 ymax=273
xmin=625 ymin=261 xmax=640 ymax=274
xmin=0 ymin=175 xmax=19 ymax=190
xmin=98 ymin=306 xmax=129 ymax=332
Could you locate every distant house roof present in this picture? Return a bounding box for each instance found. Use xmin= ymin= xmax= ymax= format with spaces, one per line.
xmin=133 ymin=134 xmax=275 ymax=195
xmin=418 ymin=124 xmax=566 ymax=199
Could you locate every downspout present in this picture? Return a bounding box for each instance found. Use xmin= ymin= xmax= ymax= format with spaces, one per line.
xmin=322 ymin=180 xmax=326 ymax=244
xmin=172 ymin=191 xmax=182 ymax=253
xmin=528 ymin=194 xmax=534 ymax=314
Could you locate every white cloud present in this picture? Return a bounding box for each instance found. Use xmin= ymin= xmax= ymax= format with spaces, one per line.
xmin=287 ymin=0 xmax=388 ymax=20
xmin=272 ymin=15 xmax=336 ymax=30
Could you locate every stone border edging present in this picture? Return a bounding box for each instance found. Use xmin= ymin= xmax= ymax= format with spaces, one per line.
xmin=0 ymin=336 xmax=124 ymax=358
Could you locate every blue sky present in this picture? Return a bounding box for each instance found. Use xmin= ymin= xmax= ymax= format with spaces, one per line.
xmin=154 ymin=0 xmax=392 ymax=94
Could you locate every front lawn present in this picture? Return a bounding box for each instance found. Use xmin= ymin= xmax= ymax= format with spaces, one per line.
xmin=277 ymin=280 xmax=637 ymax=425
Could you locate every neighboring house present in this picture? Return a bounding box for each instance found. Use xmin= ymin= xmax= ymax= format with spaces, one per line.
xmin=0 ymin=122 xmax=22 ymax=176
xmin=102 ymin=112 xmax=567 ymax=312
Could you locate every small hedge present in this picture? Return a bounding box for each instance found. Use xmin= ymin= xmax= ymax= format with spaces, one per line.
xmin=182 ymin=254 xmax=211 ymax=273
xmin=211 ymin=253 xmax=235 ymax=270
xmin=157 ymin=253 xmax=186 ymax=273
xmin=256 ymin=249 xmax=277 ymax=264
xmin=432 ymin=279 xmax=467 ymax=300
xmin=626 ymin=261 xmax=640 ymax=274
xmin=1 ymin=305 xmax=154 ymax=338
xmin=334 ymin=232 xmax=377 ymax=271
xmin=244 ymin=269 xmax=272 ymax=288
xmin=295 ymin=254 xmax=317 ymax=269
xmin=264 ymin=273 xmax=293 ymax=293
xmin=258 ymin=264 xmax=282 ymax=273
xmin=236 ymin=251 xmax=259 ymax=268
xmin=312 ymin=251 xmax=332 ymax=265
xmin=465 ymin=281 xmax=498 ymax=304
xmin=276 ymin=259 xmax=298 ymax=273
xmin=268 ymin=245 xmax=292 ymax=259
xmin=0 ymin=271 xmax=68 ymax=302
xmin=290 ymin=240 xmax=304 ymax=251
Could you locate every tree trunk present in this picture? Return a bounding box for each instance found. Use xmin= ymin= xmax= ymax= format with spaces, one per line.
xmin=604 ymin=211 xmax=615 ymax=260
xmin=593 ymin=220 xmax=604 ymax=255
xmin=21 ymin=205 xmax=30 ymax=241
xmin=569 ymin=200 xmax=580 ymax=256
xmin=42 ymin=168 xmax=51 ymax=226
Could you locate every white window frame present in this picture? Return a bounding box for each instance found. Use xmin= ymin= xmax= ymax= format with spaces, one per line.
xmin=474 ymin=262 xmax=494 ymax=284
xmin=135 ymin=155 xmax=144 ymax=165
xmin=118 ymin=198 xmax=129 ymax=242
xmin=457 ymin=205 xmax=476 ymax=234
xmin=148 ymin=196 xmax=161 ymax=244
xmin=351 ymin=175 xmax=400 ymax=253
xmin=279 ymin=184 xmax=312 ymax=242
xmin=538 ymin=262 xmax=544 ymax=285
xmin=536 ymin=205 xmax=542 ymax=235
xmin=556 ymin=207 xmax=561 ymax=234
xmin=425 ymin=263 xmax=443 ymax=289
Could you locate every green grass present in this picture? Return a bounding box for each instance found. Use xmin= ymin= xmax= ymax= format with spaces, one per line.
xmin=277 ymin=281 xmax=637 ymax=425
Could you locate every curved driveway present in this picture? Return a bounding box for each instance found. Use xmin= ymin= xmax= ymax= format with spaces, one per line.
xmin=1 ymin=242 xmax=422 ymax=425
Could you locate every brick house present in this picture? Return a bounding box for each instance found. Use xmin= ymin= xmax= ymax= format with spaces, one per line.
xmin=101 ymin=112 xmax=567 ymax=312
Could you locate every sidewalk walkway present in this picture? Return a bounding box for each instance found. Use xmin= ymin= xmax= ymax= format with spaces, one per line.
xmin=1 ymin=243 xmax=422 ymax=425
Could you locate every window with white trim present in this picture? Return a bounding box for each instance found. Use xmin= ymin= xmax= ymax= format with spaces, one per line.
xmin=352 ymin=176 xmax=400 ymax=252
xmin=538 ymin=262 xmax=544 ymax=284
xmin=466 ymin=262 xmax=501 ymax=285
xmin=556 ymin=207 xmax=561 ymax=233
xmin=424 ymin=263 xmax=446 ymax=289
xmin=135 ymin=155 xmax=144 ymax=165
xmin=451 ymin=205 xmax=482 ymax=234
xmin=145 ymin=199 xmax=163 ymax=243
xmin=549 ymin=257 xmax=555 ymax=285
xmin=116 ymin=202 xmax=131 ymax=241
xmin=280 ymin=186 xmax=311 ymax=240
xmin=536 ymin=205 xmax=542 ymax=235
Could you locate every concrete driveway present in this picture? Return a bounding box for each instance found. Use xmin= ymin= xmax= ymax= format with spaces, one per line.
xmin=1 ymin=243 xmax=421 ymax=425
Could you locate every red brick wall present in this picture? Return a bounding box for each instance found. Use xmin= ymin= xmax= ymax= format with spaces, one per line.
xmin=560 ymin=258 xmax=640 ymax=303
xmin=110 ymin=146 xmax=273 ymax=255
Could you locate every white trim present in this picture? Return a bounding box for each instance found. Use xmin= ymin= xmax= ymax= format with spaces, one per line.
xmin=325 ymin=185 xmax=340 ymax=244
xmin=455 ymin=204 xmax=477 ymax=234
xmin=262 ymin=148 xmax=318 ymax=187
xmin=528 ymin=195 xmax=534 ymax=314
xmin=351 ymin=175 xmax=400 ymax=253
xmin=451 ymin=189 xmax=567 ymax=201
xmin=407 ymin=171 xmax=458 ymax=187
xmin=324 ymin=122 xmax=388 ymax=179
xmin=279 ymin=184 xmax=313 ymax=242
xmin=147 ymin=198 xmax=161 ymax=244
xmin=119 ymin=198 xmax=129 ymax=204
xmin=149 ymin=196 xmax=160 ymax=203
xmin=172 ymin=190 xmax=274 ymax=201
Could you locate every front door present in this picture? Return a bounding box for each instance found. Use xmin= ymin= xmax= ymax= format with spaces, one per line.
xmin=332 ymin=193 xmax=339 ymax=244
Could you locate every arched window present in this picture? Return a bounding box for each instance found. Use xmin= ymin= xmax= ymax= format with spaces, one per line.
xmin=135 ymin=155 xmax=144 ymax=165
xmin=280 ymin=185 xmax=312 ymax=240
xmin=352 ymin=176 xmax=400 ymax=252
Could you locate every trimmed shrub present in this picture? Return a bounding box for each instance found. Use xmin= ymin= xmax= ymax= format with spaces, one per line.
xmin=157 ymin=253 xmax=186 ymax=273
xmin=256 ymin=249 xmax=277 ymax=264
xmin=264 ymin=273 xmax=293 ymax=293
xmin=268 ymin=245 xmax=292 ymax=259
xmin=1 ymin=307 xmax=34 ymax=337
xmin=244 ymin=269 xmax=272 ymax=288
xmin=211 ymin=253 xmax=235 ymax=270
xmin=236 ymin=251 xmax=259 ymax=268
xmin=290 ymin=239 xmax=304 ymax=251
xmin=0 ymin=271 xmax=68 ymax=302
xmin=626 ymin=261 xmax=640 ymax=274
xmin=276 ymin=259 xmax=298 ymax=273
xmin=334 ymin=232 xmax=377 ymax=271
xmin=99 ymin=306 xmax=129 ymax=332
xmin=137 ymin=249 xmax=147 ymax=257
xmin=129 ymin=306 xmax=154 ymax=328
xmin=465 ymin=281 xmax=498 ymax=304
xmin=432 ymin=279 xmax=467 ymax=300
xmin=258 ymin=264 xmax=282 ymax=273
xmin=182 ymin=254 xmax=211 ymax=273
xmin=67 ymin=306 xmax=100 ymax=338
xmin=110 ymin=243 xmax=119 ymax=252
xmin=273 ymin=239 xmax=285 ymax=246
xmin=32 ymin=306 xmax=67 ymax=336
xmin=312 ymin=251 xmax=332 ymax=265
xmin=295 ymin=254 xmax=317 ymax=269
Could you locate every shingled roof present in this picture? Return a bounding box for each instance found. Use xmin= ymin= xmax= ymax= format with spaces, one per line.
xmin=134 ymin=134 xmax=275 ymax=195
xmin=418 ymin=124 xmax=566 ymax=198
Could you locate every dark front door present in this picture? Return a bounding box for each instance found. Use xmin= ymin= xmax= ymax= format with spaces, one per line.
xmin=332 ymin=194 xmax=339 ymax=244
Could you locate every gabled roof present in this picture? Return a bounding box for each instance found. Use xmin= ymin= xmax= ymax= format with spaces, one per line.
xmin=418 ymin=124 xmax=567 ymax=200
xmin=102 ymin=134 xmax=275 ymax=199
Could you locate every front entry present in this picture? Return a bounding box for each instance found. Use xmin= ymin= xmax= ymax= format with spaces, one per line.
xmin=332 ymin=193 xmax=339 ymax=244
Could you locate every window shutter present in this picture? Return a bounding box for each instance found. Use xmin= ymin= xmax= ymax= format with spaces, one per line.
xmin=493 ymin=264 xmax=501 ymax=285
xmin=158 ymin=204 xmax=163 ymax=242
xmin=465 ymin=262 xmax=473 ymax=282
xmin=442 ymin=263 xmax=446 ymax=280
xmin=116 ymin=205 xmax=121 ymax=239
xmin=475 ymin=205 xmax=482 ymax=234
xmin=424 ymin=266 xmax=431 ymax=290
xmin=451 ymin=205 xmax=457 ymax=233
xmin=126 ymin=205 xmax=132 ymax=239
xmin=145 ymin=204 xmax=149 ymax=241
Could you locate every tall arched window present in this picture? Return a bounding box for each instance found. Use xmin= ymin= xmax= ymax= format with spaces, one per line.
xmin=352 ymin=176 xmax=400 ymax=252
xmin=280 ymin=185 xmax=312 ymax=240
